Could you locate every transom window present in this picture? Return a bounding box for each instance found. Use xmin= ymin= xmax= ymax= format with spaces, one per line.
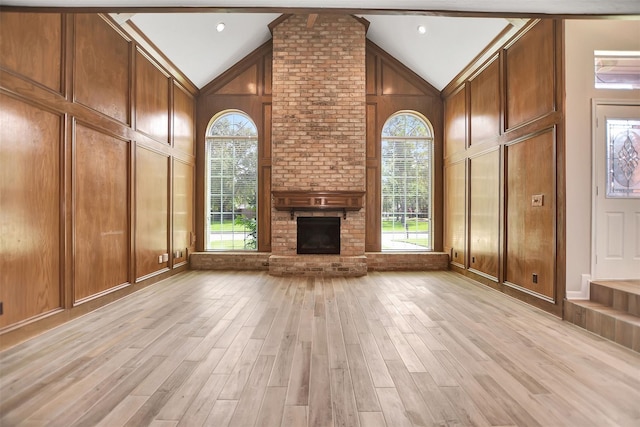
xmin=205 ymin=111 xmax=258 ymax=251
xmin=381 ymin=111 xmax=433 ymax=251
xmin=594 ymin=50 xmax=640 ymax=90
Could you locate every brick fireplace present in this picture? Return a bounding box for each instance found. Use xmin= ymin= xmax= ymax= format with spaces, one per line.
xmin=269 ymin=14 xmax=367 ymax=276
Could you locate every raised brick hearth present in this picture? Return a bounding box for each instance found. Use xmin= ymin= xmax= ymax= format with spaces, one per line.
xmin=190 ymin=252 xmax=448 ymax=274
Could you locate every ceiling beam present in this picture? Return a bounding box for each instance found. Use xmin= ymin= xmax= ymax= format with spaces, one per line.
xmin=0 ymin=5 xmax=636 ymax=19
xmin=307 ymin=13 xmax=318 ymax=28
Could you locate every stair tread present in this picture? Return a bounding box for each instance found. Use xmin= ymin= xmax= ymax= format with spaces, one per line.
xmin=591 ymin=280 xmax=640 ymax=296
xmin=568 ymin=300 xmax=640 ymax=325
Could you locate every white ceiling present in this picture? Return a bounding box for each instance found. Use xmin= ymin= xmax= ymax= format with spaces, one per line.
xmin=361 ymin=15 xmax=508 ymax=91
xmin=128 ymin=13 xmax=509 ymax=89
xmin=129 ymin=13 xmax=282 ymax=89
xmin=3 ymin=1 xmax=639 ymax=90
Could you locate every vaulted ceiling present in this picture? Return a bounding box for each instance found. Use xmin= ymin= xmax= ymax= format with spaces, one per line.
xmin=126 ymin=12 xmax=511 ymax=89
xmin=3 ymin=1 xmax=639 ymax=90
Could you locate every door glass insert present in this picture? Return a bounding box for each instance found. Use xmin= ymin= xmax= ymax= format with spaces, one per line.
xmin=606 ymin=118 xmax=640 ymax=198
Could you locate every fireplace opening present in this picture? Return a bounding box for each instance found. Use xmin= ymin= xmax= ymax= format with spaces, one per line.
xmin=297 ymin=217 xmax=340 ymax=254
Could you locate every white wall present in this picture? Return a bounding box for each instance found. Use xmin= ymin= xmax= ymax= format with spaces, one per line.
xmin=564 ymin=19 xmax=640 ymax=299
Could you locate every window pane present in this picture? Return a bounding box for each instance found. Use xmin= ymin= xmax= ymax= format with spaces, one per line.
xmin=595 ymin=51 xmax=640 ymax=90
xmin=606 ymin=118 xmax=640 ymax=197
xmin=205 ymin=112 xmax=258 ymax=250
xmin=381 ymin=112 xmax=433 ymax=251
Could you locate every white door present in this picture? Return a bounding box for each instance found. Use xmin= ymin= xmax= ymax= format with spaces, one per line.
xmin=593 ymin=103 xmax=640 ymax=279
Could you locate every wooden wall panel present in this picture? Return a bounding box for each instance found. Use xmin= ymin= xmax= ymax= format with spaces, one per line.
xmin=263 ymin=52 xmax=273 ymax=96
xmin=173 ymin=160 xmax=193 ymax=266
xmin=469 ymin=149 xmax=500 ymax=278
xmin=262 ymin=104 xmax=272 ymax=160
xmin=216 ymin=64 xmax=259 ymax=95
xmin=381 ymin=61 xmax=424 ymax=95
xmin=505 ymin=131 xmax=555 ymax=299
xmin=470 ymin=59 xmax=500 ymax=146
xmin=366 ymin=52 xmax=377 ymax=95
xmin=444 ymin=87 xmax=466 ymax=158
xmin=173 ymin=83 xmax=195 ymax=155
xmin=0 ymin=95 xmax=61 ymax=328
xmin=366 ymin=103 xmax=378 ymax=160
xmin=505 ymin=20 xmax=555 ymax=130
xmin=74 ymin=14 xmax=130 ymax=124
xmin=365 ymin=100 xmax=380 ymax=251
xmin=259 ymin=103 xmax=272 ymax=251
xmin=136 ymin=146 xmax=169 ymax=279
xmin=444 ymin=161 xmax=466 ymax=266
xmin=135 ymin=50 xmax=170 ymax=144
xmin=74 ymin=124 xmax=129 ymax=302
xmin=0 ymin=12 xmax=63 ymax=93
xmin=259 ymin=166 xmax=272 ymax=250
xmin=366 ymin=166 xmax=381 ymax=251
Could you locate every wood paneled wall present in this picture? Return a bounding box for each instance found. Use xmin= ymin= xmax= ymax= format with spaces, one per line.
xmin=0 ymin=12 xmax=196 ymax=346
xmin=365 ymin=41 xmax=444 ymax=252
xmin=196 ymin=42 xmax=273 ymax=252
xmin=442 ymin=19 xmax=564 ymax=315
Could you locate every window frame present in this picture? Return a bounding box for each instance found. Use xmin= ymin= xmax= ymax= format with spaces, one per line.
xmin=204 ymin=110 xmax=259 ymax=251
xmin=380 ymin=110 xmax=435 ymax=252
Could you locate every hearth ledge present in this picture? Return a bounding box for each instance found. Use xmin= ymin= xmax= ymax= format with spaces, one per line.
xmin=268 ymin=254 xmax=367 ymax=277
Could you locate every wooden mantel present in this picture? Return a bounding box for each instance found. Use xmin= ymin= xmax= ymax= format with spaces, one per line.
xmin=272 ymin=190 xmax=365 ymax=219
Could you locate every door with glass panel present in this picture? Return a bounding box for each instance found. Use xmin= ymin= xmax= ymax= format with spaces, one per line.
xmin=593 ymin=103 xmax=640 ymax=279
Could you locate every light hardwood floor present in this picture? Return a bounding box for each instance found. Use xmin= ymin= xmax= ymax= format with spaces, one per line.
xmin=1 ymin=270 xmax=639 ymax=427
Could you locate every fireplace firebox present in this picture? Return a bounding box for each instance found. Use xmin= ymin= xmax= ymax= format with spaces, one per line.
xmin=297 ymin=217 xmax=340 ymax=254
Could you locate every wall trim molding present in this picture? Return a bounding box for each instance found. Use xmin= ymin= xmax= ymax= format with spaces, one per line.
xmin=566 ymin=273 xmax=590 ymax=300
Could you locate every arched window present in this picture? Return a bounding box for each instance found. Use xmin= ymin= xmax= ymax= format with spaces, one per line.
xmin=381 ymin=111 xmax=434 ymax=251
xmin=205 ymin=111 xmax=258 ymax=250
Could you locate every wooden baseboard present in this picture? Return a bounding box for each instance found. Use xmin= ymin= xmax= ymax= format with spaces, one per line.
xmin=449 ymin=263 xmax=563 ymax=317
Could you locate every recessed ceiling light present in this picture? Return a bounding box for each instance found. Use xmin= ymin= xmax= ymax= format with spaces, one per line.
xmin=216 ymin=22 xmax=225 ymax=32
xmin=417 ymin=25 xmax=427 ymax=35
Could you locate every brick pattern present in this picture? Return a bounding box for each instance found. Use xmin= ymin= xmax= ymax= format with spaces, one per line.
xmin=269 ymin=255 xmax=367 ymax=277
xmin=190 ymin=252 xmax=270 ymax=271
xmin=271 ymin=14 xmax=367 ymax=262
xmin=190 ymin=251 xmax=449 ymax=276
xmin=365 ymin=252 xmax=450 ymax=271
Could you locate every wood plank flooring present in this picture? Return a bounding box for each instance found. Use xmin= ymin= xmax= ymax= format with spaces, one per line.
xmin=1 ymin=270 xmax=640 ymax=426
